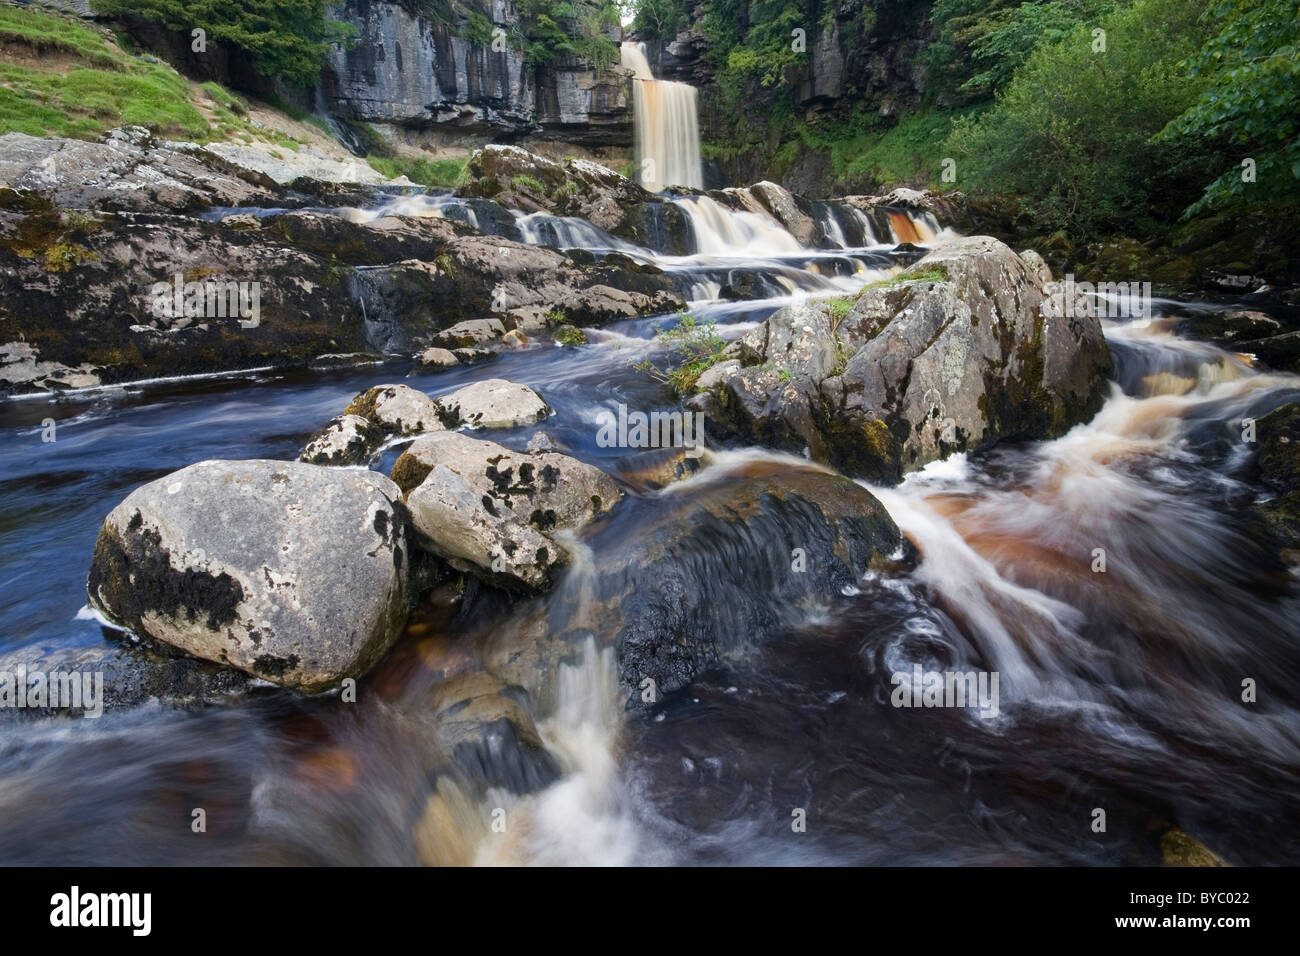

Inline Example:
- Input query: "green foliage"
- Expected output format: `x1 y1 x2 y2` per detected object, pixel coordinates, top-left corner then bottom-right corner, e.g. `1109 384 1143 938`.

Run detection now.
636 311 727 394
628 0 688 40
823 297 854 321
200 80 245 114
925 0 1119 102
946 0 1214 238
1157 0 1300 214
506 0 621 68
553 324 589 346
90 0 358 87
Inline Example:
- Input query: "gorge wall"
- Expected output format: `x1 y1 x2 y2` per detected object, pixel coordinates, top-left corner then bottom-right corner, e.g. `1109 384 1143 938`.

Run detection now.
322 0 633 149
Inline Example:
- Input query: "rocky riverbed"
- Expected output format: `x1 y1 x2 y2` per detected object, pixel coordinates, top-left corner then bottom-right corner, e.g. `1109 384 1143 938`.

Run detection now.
2 133 1299 866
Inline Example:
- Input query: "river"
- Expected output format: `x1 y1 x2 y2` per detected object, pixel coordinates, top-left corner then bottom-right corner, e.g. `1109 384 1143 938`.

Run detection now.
1 193 1298 866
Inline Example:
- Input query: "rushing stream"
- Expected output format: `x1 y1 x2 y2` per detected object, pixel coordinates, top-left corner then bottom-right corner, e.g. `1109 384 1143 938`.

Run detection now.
1 194 1298 866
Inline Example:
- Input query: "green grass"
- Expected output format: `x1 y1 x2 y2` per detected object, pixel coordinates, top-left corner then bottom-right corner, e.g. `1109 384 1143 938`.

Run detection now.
0 7 208 140
860 266 949 291
0 6 121 66
510 174 546 194
367 156 467 188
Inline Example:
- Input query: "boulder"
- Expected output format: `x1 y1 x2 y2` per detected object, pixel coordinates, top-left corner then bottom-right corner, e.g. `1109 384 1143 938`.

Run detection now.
345 383 444 437
747 181 818 246
535 463 905 709
434 378 551 430
397 431 621 588
298 413 384 466
458 145 650 232
432 318 506 349
415 347 459 369
690 236 1112 482
1251 402 1300 558
86 460 411 691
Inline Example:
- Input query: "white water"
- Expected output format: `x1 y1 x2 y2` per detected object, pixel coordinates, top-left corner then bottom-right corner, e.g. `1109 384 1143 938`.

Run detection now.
672 194 804 256
621 42 703 192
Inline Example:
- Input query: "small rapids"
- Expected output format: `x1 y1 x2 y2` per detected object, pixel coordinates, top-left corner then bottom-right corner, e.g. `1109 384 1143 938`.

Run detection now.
1 190 1298 865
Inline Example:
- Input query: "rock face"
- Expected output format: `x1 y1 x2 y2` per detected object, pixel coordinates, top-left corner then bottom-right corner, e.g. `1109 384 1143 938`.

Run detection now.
86 460 411 691
690 236 1112 482
0 136 681 396
397 431 622 588
1251 402 1300 558
323 0 631 146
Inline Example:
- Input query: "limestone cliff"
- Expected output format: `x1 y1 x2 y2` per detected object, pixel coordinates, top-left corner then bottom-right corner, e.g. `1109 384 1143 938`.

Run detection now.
322 0 633 147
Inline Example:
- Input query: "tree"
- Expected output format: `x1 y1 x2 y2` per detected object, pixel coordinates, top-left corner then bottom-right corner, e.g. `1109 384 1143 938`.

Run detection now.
1158 0 1300 214
92 0 356 87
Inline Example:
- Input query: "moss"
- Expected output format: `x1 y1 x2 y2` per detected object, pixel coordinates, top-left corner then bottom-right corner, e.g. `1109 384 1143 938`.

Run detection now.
390 452 434 496
817 413 903 484
86 516 245 636
343 386 383 422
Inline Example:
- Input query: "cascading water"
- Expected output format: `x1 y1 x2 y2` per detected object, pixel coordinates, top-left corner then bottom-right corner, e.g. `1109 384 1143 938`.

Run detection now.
620 42 703 192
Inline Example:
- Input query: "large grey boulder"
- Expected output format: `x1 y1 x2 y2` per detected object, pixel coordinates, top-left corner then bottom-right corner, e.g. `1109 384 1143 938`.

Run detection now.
691 236 1112 482
396 431 621 588
86 460 411 691
434 378 551 430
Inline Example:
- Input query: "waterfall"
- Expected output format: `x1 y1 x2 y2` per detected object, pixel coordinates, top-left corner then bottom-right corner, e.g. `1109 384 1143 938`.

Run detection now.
621 42 703 192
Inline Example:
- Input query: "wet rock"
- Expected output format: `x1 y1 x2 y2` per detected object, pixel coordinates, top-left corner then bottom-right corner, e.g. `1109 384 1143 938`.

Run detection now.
345 383 444 437
434 378 551 430
501 329 529 348
86 460 411 691
1250 402 1300 556
397 430 621 588
0 640 251 719
426 669 560 794
748 181 818 246
299 413 384 466
1176 310 1299 373
575 464 904 709
451 347 495 365
691 237 1112 483
614 447 703 492
0 341 100 394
